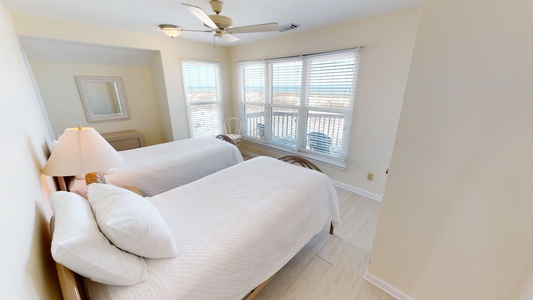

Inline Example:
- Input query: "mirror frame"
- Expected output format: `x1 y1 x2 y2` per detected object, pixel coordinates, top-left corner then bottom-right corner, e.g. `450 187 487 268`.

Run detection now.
75 75 130 123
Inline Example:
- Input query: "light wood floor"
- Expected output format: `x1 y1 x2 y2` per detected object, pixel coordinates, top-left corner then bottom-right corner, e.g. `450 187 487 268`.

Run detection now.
254 187 394 300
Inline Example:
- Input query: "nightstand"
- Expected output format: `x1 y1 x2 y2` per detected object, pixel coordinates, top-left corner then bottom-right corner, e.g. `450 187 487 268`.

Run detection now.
101 130 145 151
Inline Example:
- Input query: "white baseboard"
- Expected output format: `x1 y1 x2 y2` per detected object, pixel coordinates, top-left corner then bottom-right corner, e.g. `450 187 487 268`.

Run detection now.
240 150 382 201
364 271 414 300
331 180 383 201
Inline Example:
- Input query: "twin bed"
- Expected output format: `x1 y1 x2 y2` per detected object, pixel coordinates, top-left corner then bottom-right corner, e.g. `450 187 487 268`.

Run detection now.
69 136 244 197
51 137 340 299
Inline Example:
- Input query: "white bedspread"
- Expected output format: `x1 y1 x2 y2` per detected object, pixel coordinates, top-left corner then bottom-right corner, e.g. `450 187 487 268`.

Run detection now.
103 137 243 197
85 156 340 300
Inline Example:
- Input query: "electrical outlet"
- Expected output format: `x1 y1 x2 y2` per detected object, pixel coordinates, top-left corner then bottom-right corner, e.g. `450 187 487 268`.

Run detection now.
367 172 374 181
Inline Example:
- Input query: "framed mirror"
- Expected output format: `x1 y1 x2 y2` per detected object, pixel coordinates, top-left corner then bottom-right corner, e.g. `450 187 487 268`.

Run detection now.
76 76 130 123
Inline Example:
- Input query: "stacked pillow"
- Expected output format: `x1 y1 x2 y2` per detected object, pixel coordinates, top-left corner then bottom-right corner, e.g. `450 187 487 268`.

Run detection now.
50 184 178 286
87 183 179 259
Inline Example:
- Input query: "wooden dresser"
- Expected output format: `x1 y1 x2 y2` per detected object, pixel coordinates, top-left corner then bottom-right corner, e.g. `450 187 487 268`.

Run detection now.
102 130 145 151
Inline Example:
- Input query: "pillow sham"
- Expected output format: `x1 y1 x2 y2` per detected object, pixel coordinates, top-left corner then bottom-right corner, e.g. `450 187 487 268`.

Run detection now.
50 191 148 286
88 183 178 259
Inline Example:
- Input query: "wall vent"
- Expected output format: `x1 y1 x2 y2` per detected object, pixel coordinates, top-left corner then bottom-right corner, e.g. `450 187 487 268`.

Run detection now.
279 23 299 32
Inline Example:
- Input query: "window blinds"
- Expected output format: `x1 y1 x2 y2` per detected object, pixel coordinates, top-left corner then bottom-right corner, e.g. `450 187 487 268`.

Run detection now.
304 51 359 159
181 60 223 138
239 48 360 163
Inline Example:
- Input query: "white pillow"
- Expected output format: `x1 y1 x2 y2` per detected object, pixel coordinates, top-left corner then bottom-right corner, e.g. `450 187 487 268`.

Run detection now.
50 191 148 286
88 183 179 259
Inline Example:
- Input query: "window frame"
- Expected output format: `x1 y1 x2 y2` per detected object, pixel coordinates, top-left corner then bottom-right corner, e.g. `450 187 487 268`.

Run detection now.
181 60 224 138
238 48 361 169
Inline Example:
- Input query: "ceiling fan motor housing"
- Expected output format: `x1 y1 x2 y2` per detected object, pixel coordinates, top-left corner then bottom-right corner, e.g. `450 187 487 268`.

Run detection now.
208 14 232 29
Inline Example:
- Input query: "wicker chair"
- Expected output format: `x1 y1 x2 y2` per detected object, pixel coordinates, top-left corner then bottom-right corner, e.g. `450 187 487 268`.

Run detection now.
224 117 242 145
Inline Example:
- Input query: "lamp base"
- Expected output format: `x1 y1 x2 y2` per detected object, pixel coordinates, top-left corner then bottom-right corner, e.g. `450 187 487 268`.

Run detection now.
85 172 106 185
57 176 68 191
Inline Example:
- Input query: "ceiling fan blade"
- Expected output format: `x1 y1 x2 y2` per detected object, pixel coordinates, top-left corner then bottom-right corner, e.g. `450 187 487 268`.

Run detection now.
226 22 279 34
222 33 240 43
181 29 213 33
181 3 219 30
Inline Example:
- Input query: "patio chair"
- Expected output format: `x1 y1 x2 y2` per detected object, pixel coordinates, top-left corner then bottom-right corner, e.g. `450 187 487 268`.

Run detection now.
256 123 265 139
307 132 331 154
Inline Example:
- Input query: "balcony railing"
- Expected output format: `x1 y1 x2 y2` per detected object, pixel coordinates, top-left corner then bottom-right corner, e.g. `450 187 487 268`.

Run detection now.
244 111 345 155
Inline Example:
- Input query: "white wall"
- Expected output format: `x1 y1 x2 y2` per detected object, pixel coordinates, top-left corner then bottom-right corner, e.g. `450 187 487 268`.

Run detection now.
29 60 164 145
10 12 232 143
229 8 420 195
10 9 420 196
368 0 533 299
0 1 60 298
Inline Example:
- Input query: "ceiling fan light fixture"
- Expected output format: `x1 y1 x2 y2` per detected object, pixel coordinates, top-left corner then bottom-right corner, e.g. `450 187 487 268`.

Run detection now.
159 24 183 38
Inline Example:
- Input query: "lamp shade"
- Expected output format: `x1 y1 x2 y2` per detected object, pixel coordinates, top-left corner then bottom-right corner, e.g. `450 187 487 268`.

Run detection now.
42 127 124 176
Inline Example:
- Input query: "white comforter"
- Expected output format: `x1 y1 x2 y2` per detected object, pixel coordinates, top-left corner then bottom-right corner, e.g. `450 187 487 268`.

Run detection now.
85 156 340 300
104 137 243 197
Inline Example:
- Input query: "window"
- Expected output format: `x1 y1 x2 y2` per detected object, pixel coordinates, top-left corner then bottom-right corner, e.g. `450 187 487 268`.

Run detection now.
181 60 223 137
239 49 360 167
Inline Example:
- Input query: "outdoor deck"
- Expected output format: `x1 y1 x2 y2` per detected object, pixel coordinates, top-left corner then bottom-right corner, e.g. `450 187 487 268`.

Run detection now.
244 111 345 155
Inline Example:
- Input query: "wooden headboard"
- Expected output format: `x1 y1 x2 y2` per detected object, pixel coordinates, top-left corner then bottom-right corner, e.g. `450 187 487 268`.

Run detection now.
50 216 86 300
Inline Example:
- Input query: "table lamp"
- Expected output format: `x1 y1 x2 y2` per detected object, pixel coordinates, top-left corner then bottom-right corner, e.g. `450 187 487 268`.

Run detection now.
42 126 124 190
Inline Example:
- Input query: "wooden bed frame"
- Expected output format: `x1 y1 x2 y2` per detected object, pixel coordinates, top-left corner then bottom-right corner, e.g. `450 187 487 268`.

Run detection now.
216 134 237 145
50 155 333 300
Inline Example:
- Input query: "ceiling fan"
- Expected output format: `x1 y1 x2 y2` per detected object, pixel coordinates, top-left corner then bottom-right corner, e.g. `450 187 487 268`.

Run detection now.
180 0 280 43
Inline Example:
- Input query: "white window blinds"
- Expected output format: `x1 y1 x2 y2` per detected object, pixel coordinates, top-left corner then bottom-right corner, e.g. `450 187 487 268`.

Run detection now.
239 48 360 166
181 60 223 137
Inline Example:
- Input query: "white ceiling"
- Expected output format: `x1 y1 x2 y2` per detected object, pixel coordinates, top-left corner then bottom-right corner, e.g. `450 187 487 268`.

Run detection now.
4 0 421 46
